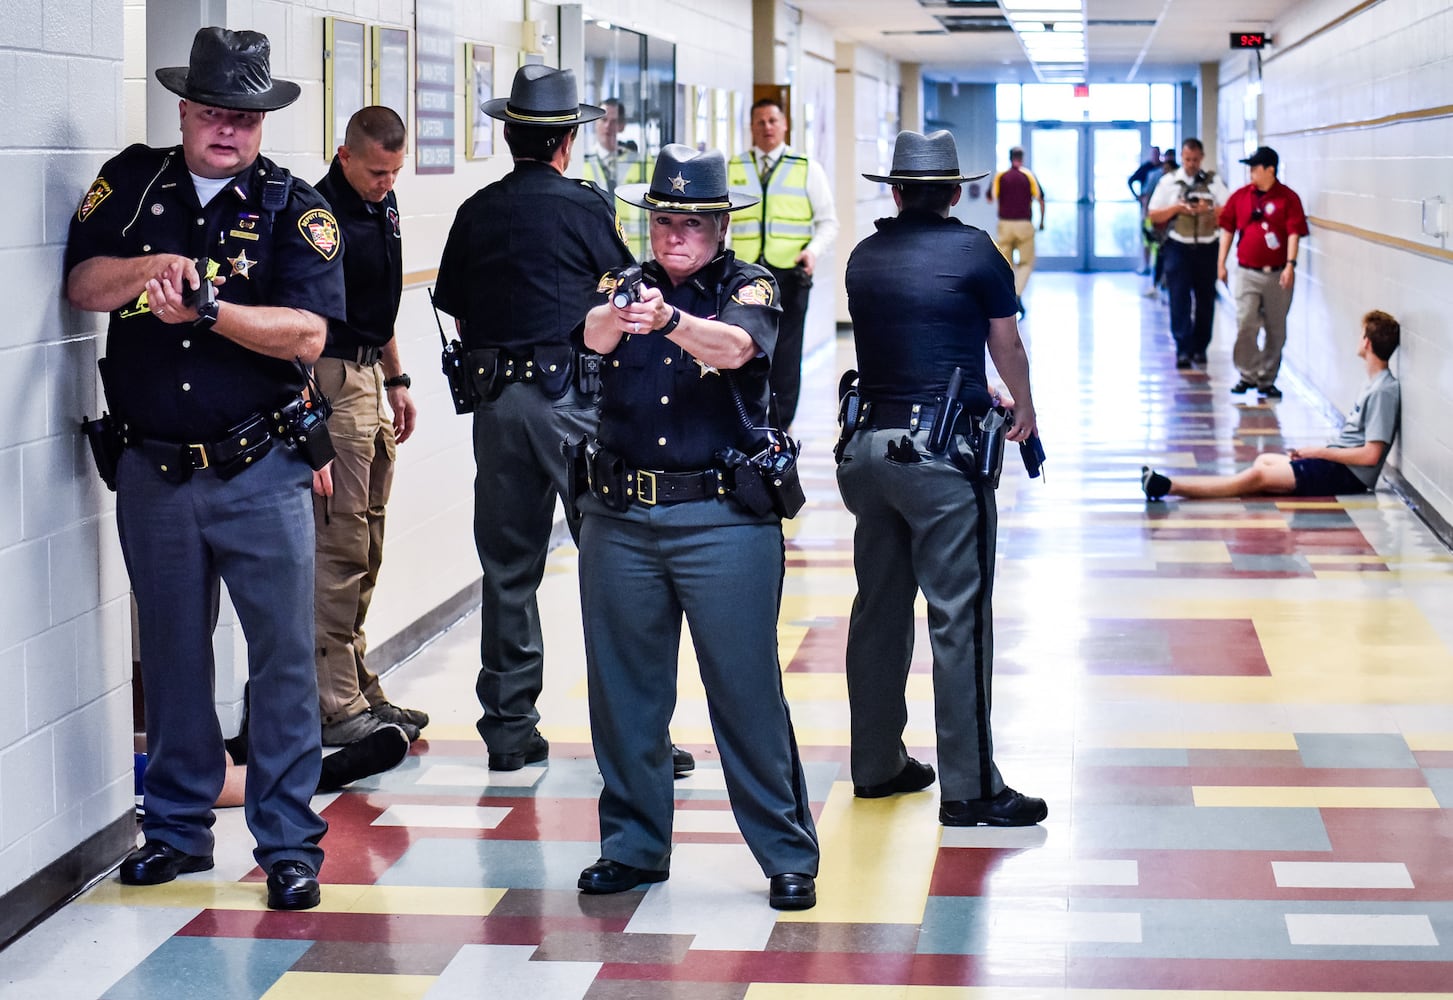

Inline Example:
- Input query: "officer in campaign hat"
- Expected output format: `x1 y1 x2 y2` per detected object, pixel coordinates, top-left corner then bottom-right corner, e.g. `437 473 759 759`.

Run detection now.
573 144 820 910
66 26 345 910
837 130 1047 830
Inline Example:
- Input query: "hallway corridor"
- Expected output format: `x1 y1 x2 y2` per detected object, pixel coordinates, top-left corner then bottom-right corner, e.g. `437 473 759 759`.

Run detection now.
4 273 1452 997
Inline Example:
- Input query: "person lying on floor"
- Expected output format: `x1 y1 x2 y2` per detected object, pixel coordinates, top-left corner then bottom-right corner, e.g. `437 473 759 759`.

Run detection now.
1142 310 1399 501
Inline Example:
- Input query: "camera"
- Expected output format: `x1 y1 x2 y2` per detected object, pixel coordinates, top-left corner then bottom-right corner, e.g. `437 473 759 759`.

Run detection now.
610 264 645 309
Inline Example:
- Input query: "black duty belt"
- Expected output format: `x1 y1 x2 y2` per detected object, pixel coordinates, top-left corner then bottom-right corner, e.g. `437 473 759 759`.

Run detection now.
859 400 938 432
627 467 727 507
321 344 383 366
130 411 276 482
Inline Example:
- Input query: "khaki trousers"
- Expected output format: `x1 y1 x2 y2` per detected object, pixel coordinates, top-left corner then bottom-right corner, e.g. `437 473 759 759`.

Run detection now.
312 356 396 725
1233 266 1294 387
996 219 1037 295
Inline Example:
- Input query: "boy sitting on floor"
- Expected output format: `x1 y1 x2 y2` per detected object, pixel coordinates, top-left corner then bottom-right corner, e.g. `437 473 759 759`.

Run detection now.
1142 310 1400 500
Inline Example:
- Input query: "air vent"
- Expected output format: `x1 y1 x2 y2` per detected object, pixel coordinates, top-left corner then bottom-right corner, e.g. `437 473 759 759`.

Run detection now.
1086 20 1159 27
916 0 1001 7
936 15 1014 32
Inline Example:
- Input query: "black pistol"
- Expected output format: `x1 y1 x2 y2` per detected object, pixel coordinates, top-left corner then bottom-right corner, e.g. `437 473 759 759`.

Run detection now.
926 366 964 455
1020 433 1046 479
610 264 645 309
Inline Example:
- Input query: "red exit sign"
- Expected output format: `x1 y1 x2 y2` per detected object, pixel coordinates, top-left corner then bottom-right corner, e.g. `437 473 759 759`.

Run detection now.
1230 31 1269 49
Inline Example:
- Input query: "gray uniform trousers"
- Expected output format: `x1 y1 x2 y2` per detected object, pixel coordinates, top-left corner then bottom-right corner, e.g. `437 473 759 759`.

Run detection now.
116 446 327 871
1232 265 1294 387
471 381 597 754
578 505 820 877
836 427 1005 803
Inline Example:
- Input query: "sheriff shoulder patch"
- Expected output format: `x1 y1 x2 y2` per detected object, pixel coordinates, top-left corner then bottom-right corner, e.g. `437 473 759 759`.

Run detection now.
732 277 774 307
77 178 112 223
596 272 618 294
298 209 341 260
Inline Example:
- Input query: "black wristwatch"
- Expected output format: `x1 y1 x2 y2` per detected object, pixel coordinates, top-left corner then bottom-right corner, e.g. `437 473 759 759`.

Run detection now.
383 373 412 389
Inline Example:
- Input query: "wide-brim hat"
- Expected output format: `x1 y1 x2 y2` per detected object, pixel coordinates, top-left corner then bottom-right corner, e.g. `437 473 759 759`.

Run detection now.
616 144 759 213
483 65 603 126
863 129 988 185
156 27 300 112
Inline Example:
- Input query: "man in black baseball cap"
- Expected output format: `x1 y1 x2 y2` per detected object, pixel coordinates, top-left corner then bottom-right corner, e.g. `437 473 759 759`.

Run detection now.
66 26 345 910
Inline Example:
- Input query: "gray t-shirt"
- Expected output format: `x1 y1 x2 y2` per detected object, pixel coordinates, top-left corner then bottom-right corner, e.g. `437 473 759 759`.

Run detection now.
1329 368 1399 487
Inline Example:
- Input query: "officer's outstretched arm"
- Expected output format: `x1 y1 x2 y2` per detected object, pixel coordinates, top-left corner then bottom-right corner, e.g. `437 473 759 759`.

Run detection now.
145 269 326 362
67 254 198 313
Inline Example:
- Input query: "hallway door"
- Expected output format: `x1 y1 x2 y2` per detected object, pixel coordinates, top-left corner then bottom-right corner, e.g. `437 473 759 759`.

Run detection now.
1027 122 1147 271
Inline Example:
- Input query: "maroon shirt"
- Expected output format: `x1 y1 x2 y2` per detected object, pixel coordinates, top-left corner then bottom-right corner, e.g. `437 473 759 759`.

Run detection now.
1217 180 1308 269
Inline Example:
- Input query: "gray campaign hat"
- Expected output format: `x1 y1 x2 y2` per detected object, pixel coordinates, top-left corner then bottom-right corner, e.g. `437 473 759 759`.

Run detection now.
482 64 604 126
863 129 989 185
616 144 759 213
155 27 300 112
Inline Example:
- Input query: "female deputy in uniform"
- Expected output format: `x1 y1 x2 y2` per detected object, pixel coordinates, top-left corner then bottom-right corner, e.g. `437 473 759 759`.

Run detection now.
574 144 820 910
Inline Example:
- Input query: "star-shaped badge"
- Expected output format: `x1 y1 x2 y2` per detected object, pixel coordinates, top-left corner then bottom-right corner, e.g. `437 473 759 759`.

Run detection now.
694 358 719 378
228 249 254 279
668 172 690 193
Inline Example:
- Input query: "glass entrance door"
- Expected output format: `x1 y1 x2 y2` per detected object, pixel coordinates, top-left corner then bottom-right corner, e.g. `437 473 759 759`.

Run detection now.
1027 122 1148 270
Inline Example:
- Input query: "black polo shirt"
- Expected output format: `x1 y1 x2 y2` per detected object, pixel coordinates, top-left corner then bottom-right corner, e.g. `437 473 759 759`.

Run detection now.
315 155 402 350
433 160 631 351
845 210 1017 411
65 144 346 440
596 252 780 471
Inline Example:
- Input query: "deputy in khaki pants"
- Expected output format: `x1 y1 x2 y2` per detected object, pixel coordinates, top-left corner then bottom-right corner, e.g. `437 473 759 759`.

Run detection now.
311 107 429 750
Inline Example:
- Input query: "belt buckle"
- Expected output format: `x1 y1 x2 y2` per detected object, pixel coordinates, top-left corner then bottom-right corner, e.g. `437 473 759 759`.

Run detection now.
188 443 209 470
636 469 657 506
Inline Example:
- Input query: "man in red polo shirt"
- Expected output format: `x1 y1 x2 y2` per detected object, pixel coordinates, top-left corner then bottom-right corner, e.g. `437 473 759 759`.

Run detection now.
1217 146 1308 399
986 146 1044 317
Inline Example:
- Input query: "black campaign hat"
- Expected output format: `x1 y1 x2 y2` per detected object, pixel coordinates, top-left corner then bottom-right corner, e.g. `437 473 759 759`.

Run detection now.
1240 146 1280 168
155 27 300 112
616 144 759 213
863 130 988 185
483 65 603 126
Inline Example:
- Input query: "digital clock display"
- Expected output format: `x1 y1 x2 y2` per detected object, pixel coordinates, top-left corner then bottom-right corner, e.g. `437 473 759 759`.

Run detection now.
1231 32 1269 49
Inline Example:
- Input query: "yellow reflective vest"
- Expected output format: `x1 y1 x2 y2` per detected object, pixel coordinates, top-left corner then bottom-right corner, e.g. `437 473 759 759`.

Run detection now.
727 151 813 268
582 150 651 260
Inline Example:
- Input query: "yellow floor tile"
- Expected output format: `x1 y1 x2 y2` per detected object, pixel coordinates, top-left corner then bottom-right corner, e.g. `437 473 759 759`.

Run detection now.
262 972 436 1000
1192 786 1441 808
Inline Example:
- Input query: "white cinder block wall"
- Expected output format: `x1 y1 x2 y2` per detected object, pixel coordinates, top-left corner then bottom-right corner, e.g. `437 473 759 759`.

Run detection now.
1222 0 1453 523
0 0 762 926
0 0 137 900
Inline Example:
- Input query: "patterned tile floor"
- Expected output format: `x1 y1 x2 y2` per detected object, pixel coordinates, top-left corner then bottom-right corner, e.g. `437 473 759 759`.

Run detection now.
6 272 1453 998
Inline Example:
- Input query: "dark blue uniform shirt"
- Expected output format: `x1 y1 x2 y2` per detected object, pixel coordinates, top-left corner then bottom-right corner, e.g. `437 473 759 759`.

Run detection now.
65 144 346 440
597 252 780 472
433 160 631 351
844 209 1018 411
315 156 401 350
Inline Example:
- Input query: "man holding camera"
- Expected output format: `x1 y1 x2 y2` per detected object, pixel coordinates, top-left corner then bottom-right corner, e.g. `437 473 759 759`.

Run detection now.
836 130 1045 830
1217 146 1308 400
574 145 820 910
433 66 632 772
65 28 343 909
310 106 430 751
1147 138 1229 368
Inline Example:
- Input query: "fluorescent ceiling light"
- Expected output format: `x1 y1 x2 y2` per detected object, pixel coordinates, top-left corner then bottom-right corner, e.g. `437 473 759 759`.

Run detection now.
1008 10 1084 21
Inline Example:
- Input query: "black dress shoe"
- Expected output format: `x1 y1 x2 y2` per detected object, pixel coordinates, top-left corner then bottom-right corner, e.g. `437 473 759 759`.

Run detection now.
119 840 214 885
940 787 1048 827
488 729 549 771
1191 352 1207 365
769 873 816 910
672 744 695 778
1230 379 1255 394
266 860 321 910
578 858 669 895
1175 355 1192 370
1259 384 1282 399
854 757 936 798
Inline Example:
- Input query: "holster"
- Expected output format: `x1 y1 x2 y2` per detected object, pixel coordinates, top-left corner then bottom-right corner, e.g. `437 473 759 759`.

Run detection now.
80 412 125 491
972 408 1010 488
833 369 860 465
441 339 480 414
561 435 590 514
585 441 631 512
